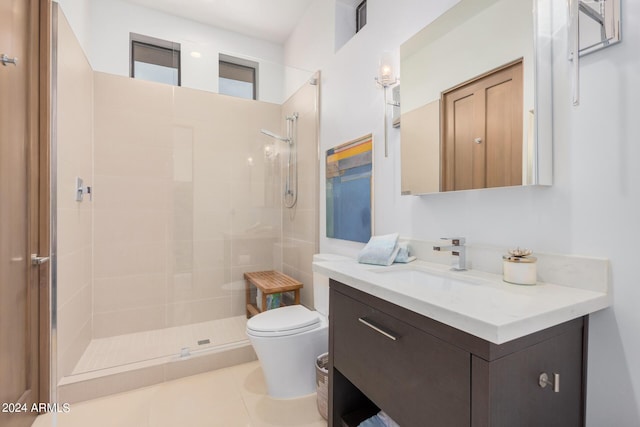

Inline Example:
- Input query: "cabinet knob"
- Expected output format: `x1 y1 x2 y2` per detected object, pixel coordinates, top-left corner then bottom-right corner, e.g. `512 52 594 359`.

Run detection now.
539 372 560 393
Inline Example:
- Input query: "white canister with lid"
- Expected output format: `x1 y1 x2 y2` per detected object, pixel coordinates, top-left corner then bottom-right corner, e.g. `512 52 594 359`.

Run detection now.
503 250 537 285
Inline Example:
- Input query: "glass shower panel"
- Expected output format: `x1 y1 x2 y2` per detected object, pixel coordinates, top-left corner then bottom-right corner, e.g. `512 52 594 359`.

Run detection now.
279 73 320 307
167 85 278 358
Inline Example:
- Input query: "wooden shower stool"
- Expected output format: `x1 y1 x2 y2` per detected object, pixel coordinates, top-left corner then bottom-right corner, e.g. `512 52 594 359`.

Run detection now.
244 270 303 318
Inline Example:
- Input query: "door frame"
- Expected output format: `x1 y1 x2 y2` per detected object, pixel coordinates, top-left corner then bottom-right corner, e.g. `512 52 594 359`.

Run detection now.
36 0 52 404
1 0 51 419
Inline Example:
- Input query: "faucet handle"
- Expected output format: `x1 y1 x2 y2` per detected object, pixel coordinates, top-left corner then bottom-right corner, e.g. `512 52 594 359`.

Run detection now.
441 237 466 245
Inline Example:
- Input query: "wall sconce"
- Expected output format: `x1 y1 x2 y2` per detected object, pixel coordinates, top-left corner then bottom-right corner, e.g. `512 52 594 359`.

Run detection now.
375 52 400 157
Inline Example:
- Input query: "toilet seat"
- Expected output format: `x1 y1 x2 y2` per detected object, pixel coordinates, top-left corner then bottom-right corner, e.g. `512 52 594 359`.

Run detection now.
246 305 322 338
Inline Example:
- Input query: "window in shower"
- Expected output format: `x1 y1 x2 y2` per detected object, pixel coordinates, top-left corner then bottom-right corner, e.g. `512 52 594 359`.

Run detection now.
130 33 181 86
356 0 367 32
218 54 258 100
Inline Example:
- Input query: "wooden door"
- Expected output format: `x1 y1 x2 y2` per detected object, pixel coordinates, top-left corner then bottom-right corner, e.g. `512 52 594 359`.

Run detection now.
442 60 523 191
0 1 48 426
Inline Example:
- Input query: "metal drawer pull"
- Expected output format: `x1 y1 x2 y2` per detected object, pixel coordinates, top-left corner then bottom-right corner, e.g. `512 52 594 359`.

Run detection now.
358 317 398 341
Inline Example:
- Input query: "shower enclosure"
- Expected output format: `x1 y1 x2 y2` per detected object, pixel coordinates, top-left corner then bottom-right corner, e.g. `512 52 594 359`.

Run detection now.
53 6 319 401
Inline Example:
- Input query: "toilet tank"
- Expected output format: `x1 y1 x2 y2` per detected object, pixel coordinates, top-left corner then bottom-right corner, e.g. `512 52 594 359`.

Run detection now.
312 253 350 316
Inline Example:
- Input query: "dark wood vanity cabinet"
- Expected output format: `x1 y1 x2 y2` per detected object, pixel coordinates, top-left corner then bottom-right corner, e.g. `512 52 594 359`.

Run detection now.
328 280 588 427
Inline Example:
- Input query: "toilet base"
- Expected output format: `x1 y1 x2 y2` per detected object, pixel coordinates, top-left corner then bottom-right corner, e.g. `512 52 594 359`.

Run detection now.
247 321 328 399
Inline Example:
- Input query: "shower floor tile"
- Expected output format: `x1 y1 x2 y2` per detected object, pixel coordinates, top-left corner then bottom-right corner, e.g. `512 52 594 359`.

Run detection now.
73 315 248 374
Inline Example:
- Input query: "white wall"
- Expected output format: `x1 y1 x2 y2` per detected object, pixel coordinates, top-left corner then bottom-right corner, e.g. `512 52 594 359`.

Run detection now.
285 0 462 253
558 12 640 424
286 0 640 424
56 0 92 54
284 0 335 77
58 0 300 104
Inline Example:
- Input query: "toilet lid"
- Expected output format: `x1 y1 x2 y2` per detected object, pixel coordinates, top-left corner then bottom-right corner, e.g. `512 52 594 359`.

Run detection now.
247 305 320 336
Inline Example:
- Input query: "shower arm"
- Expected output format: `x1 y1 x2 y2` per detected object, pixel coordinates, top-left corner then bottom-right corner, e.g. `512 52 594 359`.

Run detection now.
260 129 290 143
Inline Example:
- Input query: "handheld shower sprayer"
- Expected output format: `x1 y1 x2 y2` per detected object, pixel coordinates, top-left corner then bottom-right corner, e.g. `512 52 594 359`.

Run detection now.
260 113 299 208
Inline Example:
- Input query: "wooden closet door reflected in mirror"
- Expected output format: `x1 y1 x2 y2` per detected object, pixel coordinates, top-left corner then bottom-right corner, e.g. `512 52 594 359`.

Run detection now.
441 59 523 191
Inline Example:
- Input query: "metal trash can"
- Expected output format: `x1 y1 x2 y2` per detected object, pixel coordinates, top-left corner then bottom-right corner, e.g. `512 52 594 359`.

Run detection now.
315 352 329 420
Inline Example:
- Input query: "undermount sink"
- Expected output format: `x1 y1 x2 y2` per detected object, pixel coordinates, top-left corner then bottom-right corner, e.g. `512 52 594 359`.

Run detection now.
370 266 487 293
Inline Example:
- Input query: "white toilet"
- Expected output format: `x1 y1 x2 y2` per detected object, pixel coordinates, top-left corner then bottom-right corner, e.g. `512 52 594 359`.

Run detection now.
246 254 345 399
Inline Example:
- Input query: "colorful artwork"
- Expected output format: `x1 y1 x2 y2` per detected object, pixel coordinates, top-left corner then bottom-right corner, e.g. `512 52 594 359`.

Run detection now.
326 135 373 243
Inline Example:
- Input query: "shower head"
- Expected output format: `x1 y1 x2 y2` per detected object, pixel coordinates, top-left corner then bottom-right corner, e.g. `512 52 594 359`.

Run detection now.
260 129 291 143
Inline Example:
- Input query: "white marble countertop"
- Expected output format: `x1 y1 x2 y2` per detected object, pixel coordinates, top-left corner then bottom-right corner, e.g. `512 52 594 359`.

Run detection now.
313 258 611 344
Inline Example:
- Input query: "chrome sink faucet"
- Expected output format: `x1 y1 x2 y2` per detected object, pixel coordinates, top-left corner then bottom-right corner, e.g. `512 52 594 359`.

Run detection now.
433 237 467 271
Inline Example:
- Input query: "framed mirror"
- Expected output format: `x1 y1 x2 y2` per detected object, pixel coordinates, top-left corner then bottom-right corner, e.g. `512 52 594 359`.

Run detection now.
399 0 552 195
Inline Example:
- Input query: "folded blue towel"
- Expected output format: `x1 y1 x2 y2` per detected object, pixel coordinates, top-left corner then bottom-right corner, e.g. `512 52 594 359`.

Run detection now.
358 233 400 266
378 411 400 427
358 415 387 427
358 411 400 427
394 241 416 264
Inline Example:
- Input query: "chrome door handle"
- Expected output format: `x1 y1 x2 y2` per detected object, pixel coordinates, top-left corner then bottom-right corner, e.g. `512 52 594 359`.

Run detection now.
1 54 18 66
31 254 50 266
358 317 398 341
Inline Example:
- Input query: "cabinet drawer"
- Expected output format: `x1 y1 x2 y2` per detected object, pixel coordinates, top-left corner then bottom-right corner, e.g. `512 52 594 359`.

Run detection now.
331 288 470 426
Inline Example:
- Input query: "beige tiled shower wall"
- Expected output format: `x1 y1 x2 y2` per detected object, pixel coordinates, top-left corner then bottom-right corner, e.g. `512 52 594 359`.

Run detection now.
280 78 320 308
92 75 282 338
56 11 94 380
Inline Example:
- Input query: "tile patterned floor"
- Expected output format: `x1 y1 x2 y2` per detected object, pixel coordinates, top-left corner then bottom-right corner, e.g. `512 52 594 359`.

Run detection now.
73 316 248 374
34 361 327 427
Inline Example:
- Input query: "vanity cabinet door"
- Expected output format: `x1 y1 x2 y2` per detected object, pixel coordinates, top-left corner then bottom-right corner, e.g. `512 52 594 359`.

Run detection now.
472 326 585 427
332 289 470 426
